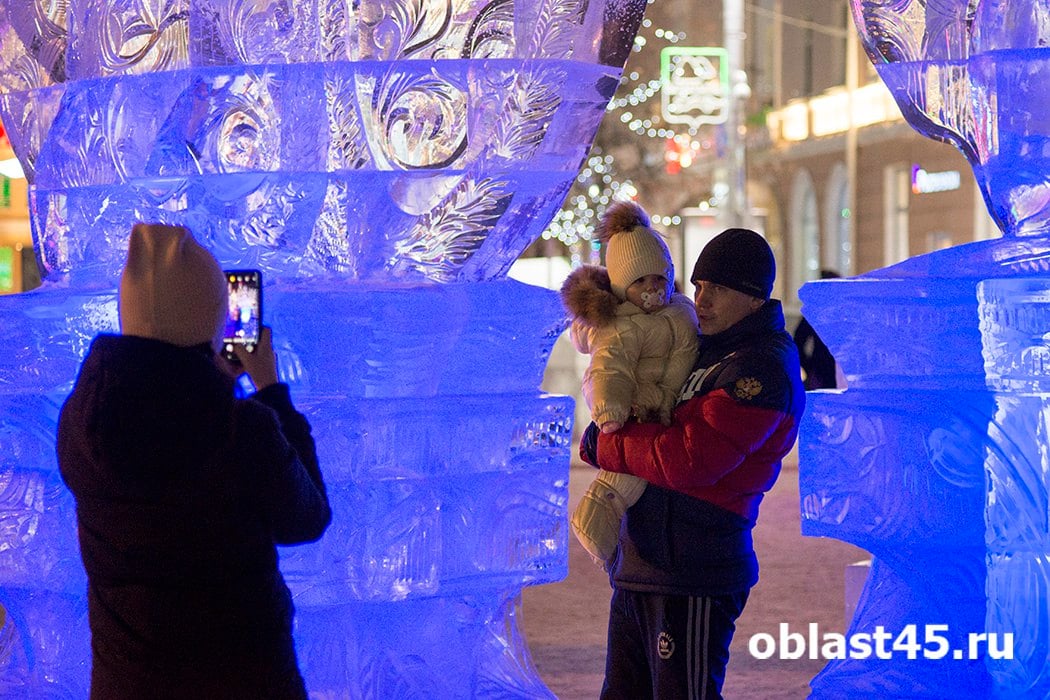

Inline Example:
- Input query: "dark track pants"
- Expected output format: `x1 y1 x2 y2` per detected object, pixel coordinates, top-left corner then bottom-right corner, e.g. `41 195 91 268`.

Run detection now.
600 588 749 700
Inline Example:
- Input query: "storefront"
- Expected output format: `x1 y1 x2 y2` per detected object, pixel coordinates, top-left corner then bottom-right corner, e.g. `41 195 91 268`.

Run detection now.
0 120 34 294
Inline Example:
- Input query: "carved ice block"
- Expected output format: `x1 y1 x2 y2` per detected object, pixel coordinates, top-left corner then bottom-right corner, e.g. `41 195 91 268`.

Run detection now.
800 2 1050 696
0 0 647 695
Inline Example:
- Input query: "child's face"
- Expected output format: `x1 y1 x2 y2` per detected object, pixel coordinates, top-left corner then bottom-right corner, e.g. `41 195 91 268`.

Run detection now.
626 274 669 312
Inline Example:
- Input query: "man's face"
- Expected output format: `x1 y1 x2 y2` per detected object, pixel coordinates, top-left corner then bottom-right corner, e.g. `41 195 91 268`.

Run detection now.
693 280 764 335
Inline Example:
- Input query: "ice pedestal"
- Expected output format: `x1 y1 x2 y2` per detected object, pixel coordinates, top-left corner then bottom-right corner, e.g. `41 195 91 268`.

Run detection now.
799 245 1050 698
0 399 89 698
978 277 1050 695
800 273 992 698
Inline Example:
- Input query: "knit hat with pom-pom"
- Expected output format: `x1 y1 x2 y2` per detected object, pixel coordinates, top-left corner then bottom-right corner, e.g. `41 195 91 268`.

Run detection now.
690 227 775 299
597 200 673 300
119 223 227 350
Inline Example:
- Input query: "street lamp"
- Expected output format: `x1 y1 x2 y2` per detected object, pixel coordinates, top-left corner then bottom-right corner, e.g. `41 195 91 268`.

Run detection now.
723 0 750 229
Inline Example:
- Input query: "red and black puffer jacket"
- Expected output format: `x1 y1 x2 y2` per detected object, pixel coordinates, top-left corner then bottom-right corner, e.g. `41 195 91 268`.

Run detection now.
584 300 805 596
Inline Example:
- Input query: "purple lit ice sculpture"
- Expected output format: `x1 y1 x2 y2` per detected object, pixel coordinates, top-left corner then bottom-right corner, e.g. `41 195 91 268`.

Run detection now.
0 1 646 696
801 1 1050 697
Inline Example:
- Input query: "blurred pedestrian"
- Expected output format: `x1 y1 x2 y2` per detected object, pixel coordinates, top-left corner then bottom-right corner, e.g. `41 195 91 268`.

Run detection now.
794 269 841 390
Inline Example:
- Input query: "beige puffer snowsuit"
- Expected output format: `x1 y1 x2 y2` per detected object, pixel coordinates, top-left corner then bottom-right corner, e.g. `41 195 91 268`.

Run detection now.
563 265 699 428
561 264 699 566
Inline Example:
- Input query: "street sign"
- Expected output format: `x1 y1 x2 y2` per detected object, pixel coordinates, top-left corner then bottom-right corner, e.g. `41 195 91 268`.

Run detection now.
660 47 729 130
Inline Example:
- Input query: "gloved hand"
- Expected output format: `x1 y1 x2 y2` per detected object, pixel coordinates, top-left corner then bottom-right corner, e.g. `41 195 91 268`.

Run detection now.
579 421 600 466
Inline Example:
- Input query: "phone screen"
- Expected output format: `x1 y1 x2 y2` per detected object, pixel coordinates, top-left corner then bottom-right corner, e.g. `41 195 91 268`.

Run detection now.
223 269 262 360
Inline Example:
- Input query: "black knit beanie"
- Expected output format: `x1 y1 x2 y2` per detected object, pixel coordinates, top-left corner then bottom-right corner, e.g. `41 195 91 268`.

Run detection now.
690 228 775 299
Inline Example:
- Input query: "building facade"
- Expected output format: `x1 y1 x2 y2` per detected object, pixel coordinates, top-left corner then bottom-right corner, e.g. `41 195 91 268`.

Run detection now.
741 0 998 315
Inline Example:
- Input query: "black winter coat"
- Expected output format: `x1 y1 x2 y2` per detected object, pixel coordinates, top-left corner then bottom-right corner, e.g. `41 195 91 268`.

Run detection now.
57 334 331 699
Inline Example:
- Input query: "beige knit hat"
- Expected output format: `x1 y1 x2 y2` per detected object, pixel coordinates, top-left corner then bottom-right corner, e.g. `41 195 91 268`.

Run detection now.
119 223 227 349
597 201 673 300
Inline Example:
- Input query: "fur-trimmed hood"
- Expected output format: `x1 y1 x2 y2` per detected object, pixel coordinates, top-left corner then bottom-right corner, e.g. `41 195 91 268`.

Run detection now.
561 265 620 328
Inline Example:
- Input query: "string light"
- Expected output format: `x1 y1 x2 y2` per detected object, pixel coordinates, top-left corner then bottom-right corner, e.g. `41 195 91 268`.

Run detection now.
542 152 637 254
540 19 695 256
612 26 690 140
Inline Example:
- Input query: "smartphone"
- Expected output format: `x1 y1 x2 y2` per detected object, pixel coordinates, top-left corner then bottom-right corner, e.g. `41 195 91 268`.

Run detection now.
222 269 262 362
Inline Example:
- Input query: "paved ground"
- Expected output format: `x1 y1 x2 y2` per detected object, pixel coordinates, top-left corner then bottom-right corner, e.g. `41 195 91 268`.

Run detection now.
520 452 867 699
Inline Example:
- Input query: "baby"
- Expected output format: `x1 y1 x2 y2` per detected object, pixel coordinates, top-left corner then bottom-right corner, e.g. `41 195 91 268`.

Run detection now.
561 200 698 567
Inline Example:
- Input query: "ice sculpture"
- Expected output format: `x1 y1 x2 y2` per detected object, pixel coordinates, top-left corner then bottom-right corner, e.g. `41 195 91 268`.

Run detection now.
800 1 1050 697
0 1 646 696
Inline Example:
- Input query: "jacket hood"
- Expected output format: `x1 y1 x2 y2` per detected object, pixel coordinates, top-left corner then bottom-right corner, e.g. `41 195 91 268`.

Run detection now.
119 223 227 350
64 334 234 485
561 265 620 328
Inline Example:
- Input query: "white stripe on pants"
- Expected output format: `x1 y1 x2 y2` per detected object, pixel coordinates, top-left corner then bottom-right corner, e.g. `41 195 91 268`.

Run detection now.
687 595 713 700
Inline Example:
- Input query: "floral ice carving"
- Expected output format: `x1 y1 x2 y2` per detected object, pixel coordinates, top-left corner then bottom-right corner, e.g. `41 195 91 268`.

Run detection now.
854 0 1050 238
0 0 641 285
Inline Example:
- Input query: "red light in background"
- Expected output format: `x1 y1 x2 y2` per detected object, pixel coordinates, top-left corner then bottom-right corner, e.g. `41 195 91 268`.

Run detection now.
664 136 682 175
664 134 702 175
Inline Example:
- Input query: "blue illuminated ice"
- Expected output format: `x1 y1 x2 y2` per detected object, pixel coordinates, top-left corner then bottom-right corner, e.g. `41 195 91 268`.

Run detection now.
800 1 1050 697
0 1 645 696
